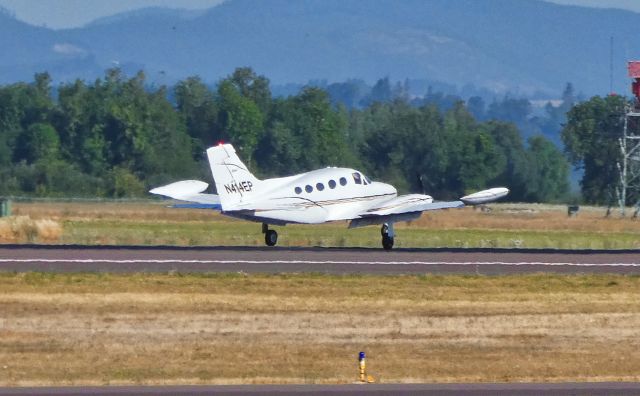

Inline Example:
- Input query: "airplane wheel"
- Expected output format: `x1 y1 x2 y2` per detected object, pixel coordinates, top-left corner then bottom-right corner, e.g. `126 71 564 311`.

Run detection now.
382 235 394 250
381 223 389 237
265 229 278 246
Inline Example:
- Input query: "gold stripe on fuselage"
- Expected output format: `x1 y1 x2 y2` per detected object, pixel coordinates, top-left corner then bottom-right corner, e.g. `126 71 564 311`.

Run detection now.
269 193 396 209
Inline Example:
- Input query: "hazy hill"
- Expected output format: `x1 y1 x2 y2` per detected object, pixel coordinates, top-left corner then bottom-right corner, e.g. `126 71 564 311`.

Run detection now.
1 0 639 96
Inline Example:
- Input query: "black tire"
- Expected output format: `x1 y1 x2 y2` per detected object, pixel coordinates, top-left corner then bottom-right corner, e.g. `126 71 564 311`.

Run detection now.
382 235 394 250
265 229 278 246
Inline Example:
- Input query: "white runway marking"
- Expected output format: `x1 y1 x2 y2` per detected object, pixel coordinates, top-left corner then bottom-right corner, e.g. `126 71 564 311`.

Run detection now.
0 259 639 267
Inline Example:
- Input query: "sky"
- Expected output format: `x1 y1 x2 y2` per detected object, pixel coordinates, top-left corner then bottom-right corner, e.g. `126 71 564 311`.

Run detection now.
0 0 638 29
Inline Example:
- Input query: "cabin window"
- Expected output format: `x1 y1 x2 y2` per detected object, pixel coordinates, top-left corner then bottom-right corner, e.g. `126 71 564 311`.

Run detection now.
339 177 347 186
352 172 362 184
316 182 325 191
328 180 336 189
305 185 313 193
295 187 302 194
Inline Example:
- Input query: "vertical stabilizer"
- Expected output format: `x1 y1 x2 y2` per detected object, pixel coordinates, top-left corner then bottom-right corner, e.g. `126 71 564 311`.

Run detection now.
206 144 261 210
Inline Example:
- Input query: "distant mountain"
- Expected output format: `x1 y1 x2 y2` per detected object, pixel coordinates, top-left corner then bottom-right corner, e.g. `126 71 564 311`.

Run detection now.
1 0 639 96
87 7 206 27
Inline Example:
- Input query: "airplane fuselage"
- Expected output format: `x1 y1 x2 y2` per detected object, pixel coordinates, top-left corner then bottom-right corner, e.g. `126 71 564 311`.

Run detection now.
222 167 398 224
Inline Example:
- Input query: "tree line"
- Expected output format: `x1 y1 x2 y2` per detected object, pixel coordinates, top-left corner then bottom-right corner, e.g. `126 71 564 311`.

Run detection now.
0 67 571 202
311 78 577 148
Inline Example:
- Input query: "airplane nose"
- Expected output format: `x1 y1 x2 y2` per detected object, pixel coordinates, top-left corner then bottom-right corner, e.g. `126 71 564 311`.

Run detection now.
373 181 397 195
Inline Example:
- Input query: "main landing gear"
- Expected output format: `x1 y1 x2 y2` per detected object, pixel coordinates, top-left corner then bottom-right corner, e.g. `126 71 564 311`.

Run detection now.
262 223 278 246
381 223 394 250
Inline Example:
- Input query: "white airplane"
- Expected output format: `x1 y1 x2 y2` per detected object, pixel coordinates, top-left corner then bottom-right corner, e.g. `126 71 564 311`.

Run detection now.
150 143 509 250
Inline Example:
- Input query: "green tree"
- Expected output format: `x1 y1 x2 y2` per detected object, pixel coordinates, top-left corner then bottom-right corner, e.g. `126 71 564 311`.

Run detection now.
227 67 272 114
53 79 108 175
525 136 570 202
0 85 24 165
0 73 55 165
443 102 504 195
255 115 302 176
562 95 626 204
362 101 449 194
217 79 264 162
289 87 352 170
110 166 146 197
256 87 354 175
484 121 530 201
15 122 60 163
145 87 198 182
174 76 218 156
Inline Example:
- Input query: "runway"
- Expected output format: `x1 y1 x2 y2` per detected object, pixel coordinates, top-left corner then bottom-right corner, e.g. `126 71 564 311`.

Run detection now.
1 382 640 395
0 245 639 274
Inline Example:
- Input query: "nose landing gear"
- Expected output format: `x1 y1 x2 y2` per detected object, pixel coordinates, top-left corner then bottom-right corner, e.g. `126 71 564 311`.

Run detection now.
381 223 394 250
262 223 278 246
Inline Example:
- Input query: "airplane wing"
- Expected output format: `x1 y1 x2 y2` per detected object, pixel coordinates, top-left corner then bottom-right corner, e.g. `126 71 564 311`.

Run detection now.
149 180 221 209
363 194 464 216
349 187 508 228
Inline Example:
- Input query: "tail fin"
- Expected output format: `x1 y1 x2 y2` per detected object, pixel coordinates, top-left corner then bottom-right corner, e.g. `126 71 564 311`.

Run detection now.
206 144 261 210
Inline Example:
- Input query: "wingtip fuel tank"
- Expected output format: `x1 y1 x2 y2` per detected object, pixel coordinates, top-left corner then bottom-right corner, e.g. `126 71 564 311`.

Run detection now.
460 187 509 205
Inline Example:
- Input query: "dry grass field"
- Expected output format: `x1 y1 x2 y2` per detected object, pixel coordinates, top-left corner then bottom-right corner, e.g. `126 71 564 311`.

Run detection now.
3 200 640 248
0 272 639 386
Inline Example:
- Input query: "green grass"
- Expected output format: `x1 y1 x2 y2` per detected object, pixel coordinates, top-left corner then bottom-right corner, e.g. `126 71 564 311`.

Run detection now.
60 219 640 249
2 271 639 294
7 201 640 249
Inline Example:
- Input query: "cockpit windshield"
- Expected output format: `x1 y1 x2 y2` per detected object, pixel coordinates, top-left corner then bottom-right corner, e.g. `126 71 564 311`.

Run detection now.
352 172 362 184
353 172 372 185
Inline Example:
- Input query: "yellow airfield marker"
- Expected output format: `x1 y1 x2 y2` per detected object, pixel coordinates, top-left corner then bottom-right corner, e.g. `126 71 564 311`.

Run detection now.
358 351 375 383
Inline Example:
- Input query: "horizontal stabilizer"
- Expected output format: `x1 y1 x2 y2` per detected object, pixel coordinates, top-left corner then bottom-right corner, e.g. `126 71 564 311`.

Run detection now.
150 180 208 198
460 187 509 205
149 180 221 208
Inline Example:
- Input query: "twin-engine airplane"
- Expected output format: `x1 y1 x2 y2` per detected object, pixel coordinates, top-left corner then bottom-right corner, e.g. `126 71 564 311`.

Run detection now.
150 143 509 249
